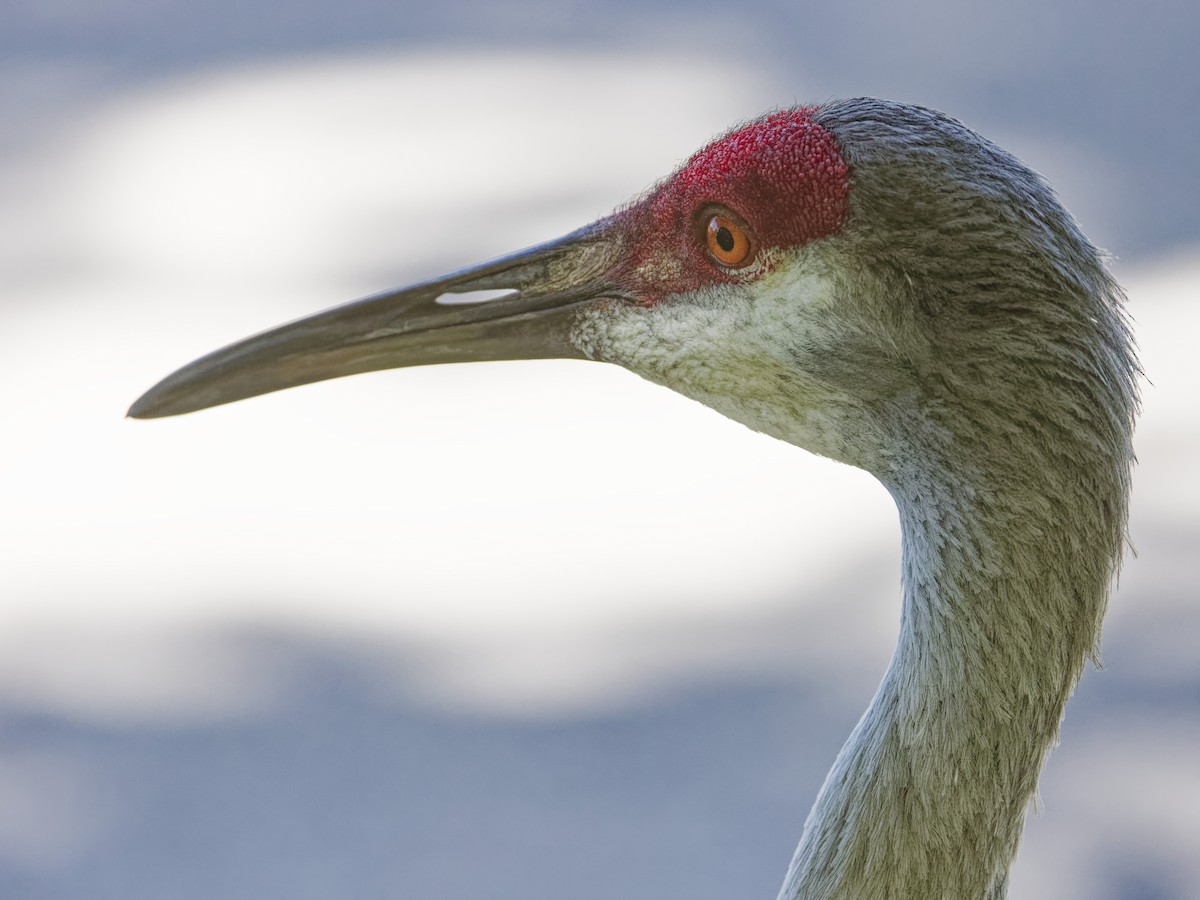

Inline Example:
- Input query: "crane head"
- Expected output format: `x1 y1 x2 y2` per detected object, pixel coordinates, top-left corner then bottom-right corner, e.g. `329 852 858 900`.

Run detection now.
129 100 1135 485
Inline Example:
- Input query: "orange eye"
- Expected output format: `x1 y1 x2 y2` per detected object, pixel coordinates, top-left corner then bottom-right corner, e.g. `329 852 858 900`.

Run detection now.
704 213 754 268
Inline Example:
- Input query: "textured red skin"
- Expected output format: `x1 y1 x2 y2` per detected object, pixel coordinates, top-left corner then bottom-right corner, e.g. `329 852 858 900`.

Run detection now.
614 108 849 304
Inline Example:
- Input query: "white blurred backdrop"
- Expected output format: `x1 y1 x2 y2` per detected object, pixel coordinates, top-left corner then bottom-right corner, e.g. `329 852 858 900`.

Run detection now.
1 7 1198 899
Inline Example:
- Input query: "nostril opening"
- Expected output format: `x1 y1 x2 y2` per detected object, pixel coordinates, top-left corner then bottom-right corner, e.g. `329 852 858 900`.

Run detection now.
435 289 519 306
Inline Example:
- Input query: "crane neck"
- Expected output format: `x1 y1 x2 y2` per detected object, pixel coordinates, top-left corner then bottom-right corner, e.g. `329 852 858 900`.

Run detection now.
776 430 1118 900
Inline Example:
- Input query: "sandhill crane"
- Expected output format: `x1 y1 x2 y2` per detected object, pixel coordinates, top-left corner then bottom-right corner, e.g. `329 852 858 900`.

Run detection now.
129 98 1138 899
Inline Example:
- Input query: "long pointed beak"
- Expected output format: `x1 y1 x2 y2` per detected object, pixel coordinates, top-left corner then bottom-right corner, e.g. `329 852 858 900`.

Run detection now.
128 221 626 418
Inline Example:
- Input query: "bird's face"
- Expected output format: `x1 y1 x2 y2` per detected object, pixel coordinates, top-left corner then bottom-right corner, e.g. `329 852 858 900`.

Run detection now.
601 109 849 305
565 109 899 466
130 108 913 468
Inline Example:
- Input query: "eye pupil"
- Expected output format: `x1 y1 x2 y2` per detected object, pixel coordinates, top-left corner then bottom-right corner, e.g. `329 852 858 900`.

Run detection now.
715 227 735 253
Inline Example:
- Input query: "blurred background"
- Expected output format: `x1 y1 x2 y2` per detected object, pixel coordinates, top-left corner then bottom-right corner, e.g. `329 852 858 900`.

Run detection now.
1 2 1198 898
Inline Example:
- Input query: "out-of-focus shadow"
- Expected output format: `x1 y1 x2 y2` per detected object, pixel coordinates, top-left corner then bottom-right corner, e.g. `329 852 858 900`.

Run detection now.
0 629 846 900
0 592 1197 900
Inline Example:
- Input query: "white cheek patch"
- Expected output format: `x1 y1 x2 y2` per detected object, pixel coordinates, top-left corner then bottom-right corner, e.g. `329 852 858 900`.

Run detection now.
572 250 837 375
571 251 874 465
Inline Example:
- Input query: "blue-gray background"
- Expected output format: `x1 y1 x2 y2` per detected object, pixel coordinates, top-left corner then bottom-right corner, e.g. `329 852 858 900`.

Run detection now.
7 0 1199 260
1 3 1197 899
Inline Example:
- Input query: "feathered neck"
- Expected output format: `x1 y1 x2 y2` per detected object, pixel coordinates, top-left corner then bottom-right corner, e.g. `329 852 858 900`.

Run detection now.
778 433 1122 898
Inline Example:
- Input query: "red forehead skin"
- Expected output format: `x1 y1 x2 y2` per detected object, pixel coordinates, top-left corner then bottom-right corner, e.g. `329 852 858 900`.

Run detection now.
614 108 849 304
